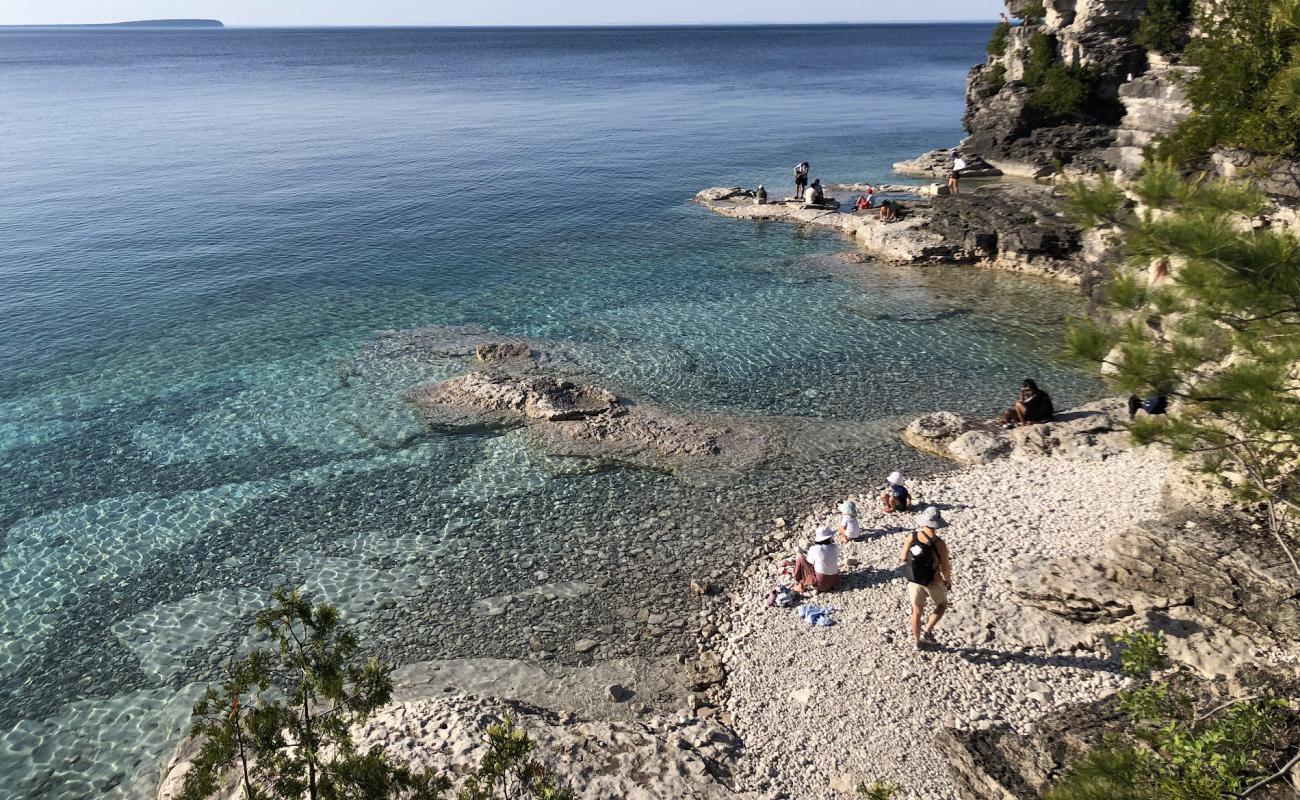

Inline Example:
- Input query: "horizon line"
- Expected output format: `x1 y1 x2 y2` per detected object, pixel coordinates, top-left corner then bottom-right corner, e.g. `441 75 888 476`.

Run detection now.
0 19 996 29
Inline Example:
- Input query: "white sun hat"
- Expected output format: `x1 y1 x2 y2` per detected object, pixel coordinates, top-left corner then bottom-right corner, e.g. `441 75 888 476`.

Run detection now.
887 471 904 485
813 525 835 543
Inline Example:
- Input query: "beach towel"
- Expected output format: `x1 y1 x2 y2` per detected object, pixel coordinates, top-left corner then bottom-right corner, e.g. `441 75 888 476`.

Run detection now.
797 604 835 626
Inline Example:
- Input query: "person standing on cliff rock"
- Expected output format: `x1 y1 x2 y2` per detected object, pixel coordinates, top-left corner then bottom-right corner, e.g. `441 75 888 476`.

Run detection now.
900 506 952 651
794 161 810 200
948 154 967 195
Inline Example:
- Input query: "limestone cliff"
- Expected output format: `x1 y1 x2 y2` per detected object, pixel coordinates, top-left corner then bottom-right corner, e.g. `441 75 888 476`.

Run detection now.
959 0 1193 176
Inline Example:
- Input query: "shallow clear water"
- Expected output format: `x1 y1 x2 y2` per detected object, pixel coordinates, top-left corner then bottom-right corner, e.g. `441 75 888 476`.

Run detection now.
0 24 1099 798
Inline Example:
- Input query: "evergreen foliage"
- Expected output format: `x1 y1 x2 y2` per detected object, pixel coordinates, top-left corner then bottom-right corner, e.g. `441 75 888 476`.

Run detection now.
179 588 572 800
987 21 1011 57
982 63 1008 97
1161 0 1300 161
1065 163 1300 578
1135 0 1193 53
457 720 575 800
1018 0 1047 22
1020 31 1115 126
1046 633 1293 800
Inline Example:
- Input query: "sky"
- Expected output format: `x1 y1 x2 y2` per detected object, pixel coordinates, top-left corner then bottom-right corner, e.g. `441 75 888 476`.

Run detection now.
0 1 1005 26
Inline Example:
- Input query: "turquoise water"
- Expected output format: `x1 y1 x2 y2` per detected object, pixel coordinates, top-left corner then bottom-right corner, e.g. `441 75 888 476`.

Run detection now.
0 24 1099 798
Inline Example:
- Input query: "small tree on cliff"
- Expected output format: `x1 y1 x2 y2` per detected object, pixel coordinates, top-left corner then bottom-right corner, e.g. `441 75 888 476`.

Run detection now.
179 588 448 800
1065 161 1300 577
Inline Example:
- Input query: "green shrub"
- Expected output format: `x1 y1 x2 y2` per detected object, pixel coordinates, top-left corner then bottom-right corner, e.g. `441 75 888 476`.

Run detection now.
179 588 574 800
1104 273 1149 310
987 21 1011 57
1019 0 1047 22
1116 630 1168 677
857 781 899 800
982 63 1008 97
1136 0 1193 52
1159 0 1300 161
1048 630 1292 800
1019 30 1118 125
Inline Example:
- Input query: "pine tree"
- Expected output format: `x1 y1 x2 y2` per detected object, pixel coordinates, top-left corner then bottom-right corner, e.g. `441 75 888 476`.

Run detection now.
179 588 448 800
1064 161 1300 578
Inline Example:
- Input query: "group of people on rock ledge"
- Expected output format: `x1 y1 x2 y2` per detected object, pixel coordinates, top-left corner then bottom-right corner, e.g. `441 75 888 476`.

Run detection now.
782 376 1171 651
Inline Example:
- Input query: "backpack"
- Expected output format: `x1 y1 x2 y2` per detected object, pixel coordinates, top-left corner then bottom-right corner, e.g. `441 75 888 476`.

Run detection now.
905 533 939 586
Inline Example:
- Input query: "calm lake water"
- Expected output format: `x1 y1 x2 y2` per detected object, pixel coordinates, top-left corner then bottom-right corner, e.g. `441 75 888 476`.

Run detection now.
0 24 1099 798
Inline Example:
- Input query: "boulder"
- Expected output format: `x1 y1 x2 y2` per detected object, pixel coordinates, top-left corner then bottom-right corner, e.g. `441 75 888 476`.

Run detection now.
1106 511 1300 644
1011 554 1171 623
949 430 1013 465
475 341 534 364
901 411 971 459
693 187 754 203
892 148 1003 179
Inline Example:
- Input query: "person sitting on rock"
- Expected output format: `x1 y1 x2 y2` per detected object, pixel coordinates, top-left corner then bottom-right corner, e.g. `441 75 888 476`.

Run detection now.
755 184 768 205
999 378 1054 427
804 179 825 207
793 526 840 593
837 500 864 542
855 186 875 211
878 471 911 513
1127 394 1169 419
901 506 952 651
878 199 899 222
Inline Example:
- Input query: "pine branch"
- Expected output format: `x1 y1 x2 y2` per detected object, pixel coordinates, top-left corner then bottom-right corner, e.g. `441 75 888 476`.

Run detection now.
1237 748 1300 797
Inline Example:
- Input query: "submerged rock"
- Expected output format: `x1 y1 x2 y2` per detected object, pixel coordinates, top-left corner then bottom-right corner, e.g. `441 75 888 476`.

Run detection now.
407 368 771 480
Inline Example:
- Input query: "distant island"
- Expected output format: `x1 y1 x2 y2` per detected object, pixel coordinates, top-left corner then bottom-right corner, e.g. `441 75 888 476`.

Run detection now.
2 19 224 29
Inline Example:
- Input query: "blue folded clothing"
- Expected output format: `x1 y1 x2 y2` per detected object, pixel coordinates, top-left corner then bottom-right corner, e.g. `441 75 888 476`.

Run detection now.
797 604 835 626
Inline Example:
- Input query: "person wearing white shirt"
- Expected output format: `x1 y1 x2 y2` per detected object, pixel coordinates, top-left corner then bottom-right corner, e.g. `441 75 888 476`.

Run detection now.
793 526 840 592
837 499 863 542
949 154 968 195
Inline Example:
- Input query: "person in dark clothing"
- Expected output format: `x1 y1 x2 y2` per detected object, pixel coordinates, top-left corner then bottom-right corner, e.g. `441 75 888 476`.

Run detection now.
794 161 810 200
1128 394 1169 419
999 378 1054 427
900 506 952 651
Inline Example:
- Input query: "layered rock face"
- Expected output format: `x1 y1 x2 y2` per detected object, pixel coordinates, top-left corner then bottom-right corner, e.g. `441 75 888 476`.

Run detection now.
938 667 1300 800
1110 59 1195 173
964 0 1154 173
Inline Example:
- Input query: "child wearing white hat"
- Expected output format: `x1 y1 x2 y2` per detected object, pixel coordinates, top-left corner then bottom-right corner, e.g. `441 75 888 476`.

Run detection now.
878 471 911 514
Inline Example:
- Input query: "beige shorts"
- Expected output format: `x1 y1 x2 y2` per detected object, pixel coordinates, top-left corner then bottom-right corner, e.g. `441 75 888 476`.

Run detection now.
908 581 948 607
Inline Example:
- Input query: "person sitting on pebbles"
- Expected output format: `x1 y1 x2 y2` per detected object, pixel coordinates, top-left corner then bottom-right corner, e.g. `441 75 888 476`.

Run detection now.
900 506 952 651
878 471 911 514
793 525 840 593
837 500 864 542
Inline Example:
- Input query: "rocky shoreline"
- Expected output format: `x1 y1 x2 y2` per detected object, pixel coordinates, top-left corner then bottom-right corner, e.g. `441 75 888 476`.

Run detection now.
692 181 1094 286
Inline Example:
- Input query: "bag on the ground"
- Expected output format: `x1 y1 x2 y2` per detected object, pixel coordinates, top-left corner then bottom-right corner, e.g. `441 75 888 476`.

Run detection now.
767 585 798 608
905 534 938 585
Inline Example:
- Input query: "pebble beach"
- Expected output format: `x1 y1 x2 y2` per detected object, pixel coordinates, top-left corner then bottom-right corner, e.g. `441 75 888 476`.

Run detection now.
714 447 1169 799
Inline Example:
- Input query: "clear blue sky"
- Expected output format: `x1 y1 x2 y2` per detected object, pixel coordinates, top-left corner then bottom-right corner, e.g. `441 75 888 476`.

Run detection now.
2 1 1004 26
